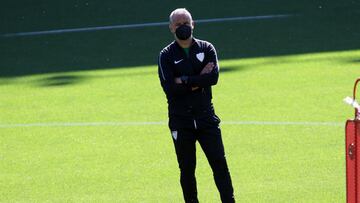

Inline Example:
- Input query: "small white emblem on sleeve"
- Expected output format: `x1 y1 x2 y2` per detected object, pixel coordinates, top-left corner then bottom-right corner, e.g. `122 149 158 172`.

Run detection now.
171 131 178 140
196 52 204 62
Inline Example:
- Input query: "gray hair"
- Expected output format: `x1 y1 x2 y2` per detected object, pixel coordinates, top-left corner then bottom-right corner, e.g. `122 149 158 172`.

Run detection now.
169 8 193 24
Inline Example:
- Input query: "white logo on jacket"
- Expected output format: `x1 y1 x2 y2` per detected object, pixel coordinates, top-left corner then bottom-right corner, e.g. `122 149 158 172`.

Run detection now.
196 52 204 62
171 131 178 140
174 59 183 64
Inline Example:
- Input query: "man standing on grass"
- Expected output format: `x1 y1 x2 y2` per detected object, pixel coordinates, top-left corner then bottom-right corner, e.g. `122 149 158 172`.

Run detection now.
157 8 235 203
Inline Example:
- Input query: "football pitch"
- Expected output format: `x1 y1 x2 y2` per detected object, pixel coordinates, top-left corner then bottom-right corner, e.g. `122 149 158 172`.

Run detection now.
1 1 360 202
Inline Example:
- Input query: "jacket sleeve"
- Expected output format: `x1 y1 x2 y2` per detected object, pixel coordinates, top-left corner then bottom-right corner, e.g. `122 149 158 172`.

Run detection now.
158 51 191 97
187 43 219 87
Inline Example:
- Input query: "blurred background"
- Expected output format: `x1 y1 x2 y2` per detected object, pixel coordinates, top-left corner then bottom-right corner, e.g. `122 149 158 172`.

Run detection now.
1 0 359 77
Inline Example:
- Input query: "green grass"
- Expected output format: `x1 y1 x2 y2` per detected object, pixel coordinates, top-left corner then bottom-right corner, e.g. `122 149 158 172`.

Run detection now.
1 50 358 202
1 0 360 202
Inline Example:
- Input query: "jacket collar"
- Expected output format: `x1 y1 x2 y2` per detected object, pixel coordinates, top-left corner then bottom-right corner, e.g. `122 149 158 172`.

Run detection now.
174 37 199 49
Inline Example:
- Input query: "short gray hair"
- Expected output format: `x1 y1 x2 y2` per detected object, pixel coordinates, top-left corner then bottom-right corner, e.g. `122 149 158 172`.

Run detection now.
169 8 193 24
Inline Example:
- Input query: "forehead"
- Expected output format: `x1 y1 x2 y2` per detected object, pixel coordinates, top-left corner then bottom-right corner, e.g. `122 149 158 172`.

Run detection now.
171 13 192 24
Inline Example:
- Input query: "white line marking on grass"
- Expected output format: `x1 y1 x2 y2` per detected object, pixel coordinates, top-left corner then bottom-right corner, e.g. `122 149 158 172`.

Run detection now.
0 121 166 128
223 121 343 126
0 121 342 128
1 14 292 37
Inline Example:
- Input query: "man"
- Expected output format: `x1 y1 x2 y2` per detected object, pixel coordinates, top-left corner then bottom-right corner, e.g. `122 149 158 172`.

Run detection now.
158 8 235 203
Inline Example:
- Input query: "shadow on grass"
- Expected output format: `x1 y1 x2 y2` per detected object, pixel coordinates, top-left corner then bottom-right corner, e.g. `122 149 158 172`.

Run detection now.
36 75 85 86
347 59 360 64
30 65 244 87
31 51 360 87
0 3 359 82
220 65 250 74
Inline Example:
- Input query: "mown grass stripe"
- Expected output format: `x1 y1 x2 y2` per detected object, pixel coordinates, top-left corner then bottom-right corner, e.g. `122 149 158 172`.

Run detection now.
0 120 342 128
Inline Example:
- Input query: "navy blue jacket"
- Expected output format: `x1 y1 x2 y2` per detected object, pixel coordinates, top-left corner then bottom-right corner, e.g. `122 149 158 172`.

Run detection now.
158 38 220 130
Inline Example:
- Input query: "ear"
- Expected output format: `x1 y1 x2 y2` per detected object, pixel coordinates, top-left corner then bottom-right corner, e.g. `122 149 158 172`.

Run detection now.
169 23 175 33
191 21 195 29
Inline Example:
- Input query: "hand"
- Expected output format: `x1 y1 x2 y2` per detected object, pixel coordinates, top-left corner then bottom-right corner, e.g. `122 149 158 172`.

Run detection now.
174 77 182 84
200 62 215 75
175 77 198 91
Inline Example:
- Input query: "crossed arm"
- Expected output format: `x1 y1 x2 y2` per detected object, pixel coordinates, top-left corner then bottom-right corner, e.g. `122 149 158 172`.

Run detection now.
174 62 215 91
158 44 219 97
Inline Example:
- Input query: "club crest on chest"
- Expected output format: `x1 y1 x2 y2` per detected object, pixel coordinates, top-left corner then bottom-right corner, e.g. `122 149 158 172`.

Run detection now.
196 52 204 62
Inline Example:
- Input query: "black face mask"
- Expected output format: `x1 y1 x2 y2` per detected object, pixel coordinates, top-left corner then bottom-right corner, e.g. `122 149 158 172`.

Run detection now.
175 24 192 40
